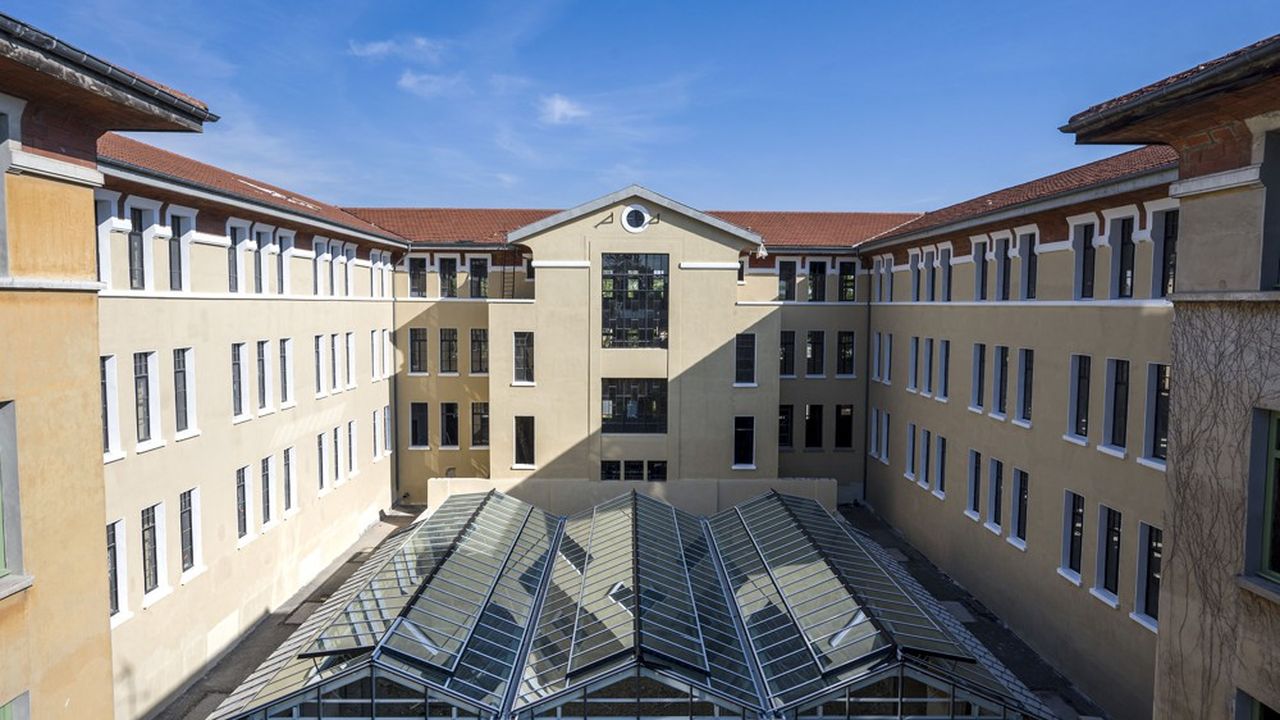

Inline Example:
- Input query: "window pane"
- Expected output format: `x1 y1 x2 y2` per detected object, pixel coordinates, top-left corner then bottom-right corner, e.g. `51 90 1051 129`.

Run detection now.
601 379 667 434
601 254 669 348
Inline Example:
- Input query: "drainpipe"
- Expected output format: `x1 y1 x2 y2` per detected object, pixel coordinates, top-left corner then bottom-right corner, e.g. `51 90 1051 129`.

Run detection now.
860 258 872 505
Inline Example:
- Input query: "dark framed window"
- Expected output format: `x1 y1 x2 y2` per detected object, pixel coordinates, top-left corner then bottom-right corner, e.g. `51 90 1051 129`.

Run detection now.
313 336 322 394
329 334 338 390
941 248 953 301
1142 525 1163 619
936 436 947 493
808 260 826 301
441 403 459 447
410 402 429 447
998 237 1012 300
514 416 535 466
778 405 794 449
134 352 151 442
469 258 488 298
316 434 325 489
995 346 1009 415
279 339 291 404
1260 412 1280 583
174 349 189 433
1021 233 1038 299
968 450 982 513
1159 210 1179 298
235 467 248 539
806 331 825 376
257 341 268 409
602 253 669 348
835 405 854 449
733 417 755 466
1014 470 1029 542
1067 492 1085 574
439 257 458 297
624 461 645 481
470 329 488 374
260 457 271 523
737 259 745 283
471 403 489 447
169 215 184 291
128 208 146 290
254 232 267 293
141 504 158 593
940 339 951 398
734 334 756 384
1078 223 1096 299
409 328 428 373
1151 364 1170 461
332 427 340 485
972 343 985 409
837 332 855 376
107 523 119 615
1101 506 1123 595
778 261 796 301
925 251 937 301
383 405 392 452
1074 355 1092 437
283 448 293 512
647 460 667 481
228 227 241 292
975 242 989 301
514 332 535 383
779 331 796 377
439 329 458 374
990 460 1004 527
1116 217 1136 299
101 356 111 451
1018 348 1034 422
805 404 824 449
838 261 856 301
409 258 428 297
1110 360 1130 448
601 461 621 480
601 379 667 434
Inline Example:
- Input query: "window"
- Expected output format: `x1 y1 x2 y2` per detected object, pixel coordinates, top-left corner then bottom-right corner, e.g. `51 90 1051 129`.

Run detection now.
316 434 326 490
173 348 193 434
806 331 824 376
1105 359 1131 450
919 430 931 488
169 214 185 291
1020 232 1038 300
940 247 952 301
470 329 488 374
101 355 121 457
1256 411 1280 584
410 403 430 447
624 461 645 481
996 236 1011 301
231 344 247 418
1075 222 1097 300
332 427 341 485
347 420 356 474
779 405 794 449
1114 216 1136 299
1136 523 1162 624
994 346 1009 416
371 410 380 460
277 233 290 295
514 416 535 467
383 405 392 453
1146 364 1171 463
737 259 745 284
910 253 921 301
279 339 293 405
383 329 392 378
906 423 917 478
872 333 881 381
970 343 986 410
471 403 489 447
514 332 535 383
967 450 982 517
939 340 950 400
141 504 160 594
313 336 323 395
779 331 796 377
838 261 856 301
922 338 934 394
133 352 156 443
1240 692 1280 720
733 416 755 467
469 257 488 298
1157 209 1179 298
974 240 989 301
601 461 621 480
256 340 270 410
128 207 146 290
283 447 294 512
988 459 1004 530
107 521 122 616
260 457 272 525
601 379 667 433
1069 355 1092 440
409 258 427 297
1096 506 1123 599
882 334 893 384
647 461 667 481
439 329 458 374
311 239 325 295
441 403 459 448
807 260 826 301
253 231 266 293
869 408 880 459
1012 470 1029 544
439 257 458 297
329 334 339 391
805 405 824 449
778 260 796 301
602 254 669 348
228 227 243 292
935 436 947 496
345 332 355 387
1016 349 1034 424
734 334 755 385
881 412 890 462
1062 491 1085 578
836 332 855 376
925 250 937 301
908 337 919 391
235 467 249 539
409 328 428 374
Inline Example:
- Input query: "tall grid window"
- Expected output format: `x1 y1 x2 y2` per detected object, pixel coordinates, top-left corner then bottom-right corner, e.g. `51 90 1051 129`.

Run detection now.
1138 523 1163 622
940 248 952 301
347 421 356 473
345 332 355 387
283 447 293 512
1020 232 1038 299
601 379 667 434
409 258 427 297
471 403 489 447
179 489 195 572
469 257 488 298
409 328 428 373
806 331 825 376
141 504 159 593
804 404 824 449
439 329 458 374
1098 505 1123 596
835 331 855 376
835 406 853 449
910 254 921 302
439 258 458 298
228 227 242 292
1148 364 1171 461
235 467 248 539
174 348 191 433
1259 412 1280 583
967 450 982 515
1071 355 1092 438
329 334 339 391
256 340 269 410
260 457 272 524
441 403 459 447
923 338 934 394
939 340 950 399
107 522 121 615
313 336 323 394
994 346 1009 415
128 207 146 290
134 352 152 442
1017 348 1034 423
734 334 756 385
996 236 1011 301
169 215 185 291
988 459 1004 529
908 337 919 391
807 260 826 301
1158 210 1179 298
514 332 535 383
971 343 986 410
1063 491 1085 576
779 331 796 377
935 436 947 495
925 250 937 301
279 338 292 404
332 427 340 485
383 405 392 453
920 430 932 487
733 417 755 467
602 253 669 348
101 356 116 453
1108 359 1131 449
838 261 856 301
410 403 430 447
253 232 266 293
778 405 794 449
1012 469 1029 543
316 434 326 490
1076 223 1097 299
1115 217 1136 299
514 416 535 466
974 241 989 301
470 329 488 374
778 261 796 301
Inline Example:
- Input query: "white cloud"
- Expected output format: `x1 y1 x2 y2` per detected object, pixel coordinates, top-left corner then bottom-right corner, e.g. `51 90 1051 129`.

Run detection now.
397 70 469 98
348 37 445 64
539 94 589 124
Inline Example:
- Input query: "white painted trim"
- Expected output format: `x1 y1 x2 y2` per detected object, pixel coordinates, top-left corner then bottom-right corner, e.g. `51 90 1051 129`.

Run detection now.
1169 164 1262 198
0 277 104 292
1036 240 1071 254
191 231 229 248
865 298 1171 309
679 261 741 270
3 144 104 186
1099 205 1140 245
98 290 393 303
1138 197 1180 244
530 260 591 268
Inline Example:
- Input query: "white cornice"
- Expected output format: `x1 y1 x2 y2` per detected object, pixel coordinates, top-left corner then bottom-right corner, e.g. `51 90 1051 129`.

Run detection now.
1170 164 1262 198
4 144 104 187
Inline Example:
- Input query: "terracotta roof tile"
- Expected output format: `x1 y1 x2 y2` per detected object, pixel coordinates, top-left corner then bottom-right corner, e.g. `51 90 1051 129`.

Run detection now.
708 210 921 248
98 133 398 241
877 145 1178 240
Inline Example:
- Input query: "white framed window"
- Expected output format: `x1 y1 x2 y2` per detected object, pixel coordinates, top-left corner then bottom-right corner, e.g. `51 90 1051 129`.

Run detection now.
123 196 162 291
937 340 950 401
173 347 198 439
1059 490 1086 585
871 332 881 381
969 343 986 412
992 232 1012 301
139 501 168 606
282 448 296 514
933 435 947 499
1093 504 1123 607
259 456 274 528
992 345 1009 419
164 204 196 292
277 230 295 295
909 251 921 302
94 189 121 286
882 333 893 385
922 338 934 396
924 249 937 301
1100 358 1131 458
382 329 392 378
905 423 917 479
347 420 358 476
101 355 123 462
256 340 274 413
1066 354 1092 444
314 335 326 397
106 518 129 625
344 245 356 297
371 330 381 381
279 338 294 407
1141 363 1170 471
734 333 757 386
871 258 883 302
869 408 881 460
985 458 1004 535
939 246 953 301
329 334 340 392
332 426 343 485
907 337 919 392
235 466 254 543
1132 522 1162 632
316 433 328 492
345 332 356 389
227 220 250 294
231 343 249 421
972 238 989 301
918 429 931 489
383 404 393 455
312 238 327 296
133 351 162 451
1103 207 1139 300
1017 228 1038 300
965 449 982 520
879 411 890 464
1009 469 1029 550
1015 348 1034 427
372 409 381 461
1069 214 1100 301
251 225 273 294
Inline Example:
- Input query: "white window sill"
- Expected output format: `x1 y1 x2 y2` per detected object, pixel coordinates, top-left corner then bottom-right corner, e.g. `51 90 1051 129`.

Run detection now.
807 374 827 380
730 464 757 471
1097 444 1127 460
1006 537 1027 552
283 508 300 520
262 519 281 533
1057 567 1082 586
511 381 536 387
103 450 126 465
935 395 949 403
1129 612 1159 634
110 609 134 630
408 445 431 451
439 446 459 451
732 382 758 388
135 438 167 454
511 464 537 471
179 565 207 586
835 374 856 380
881 379 892 386
1011 418 1032 430
258 406 275 417
439 372 460 378
174 428 201 442
236 533 257 549
984 522 1002 536
920 391 932 398
988 411 1007 422
1089 587 1120 608
280 401 297 410
880 455 889 466
904 471 915 481
141 585 173 609
407 372 430 377
1062 433 1088 447
314 392 327 400
346 383 358 391
330 386 341 394
964 510 981 522
967 405 984 415
471 445 490 450
470 373 489 378
1137 456 1167 472
781 374 797 380
906 387 917 394
932 490 946 501
231 414 253 426
0 573 34 601
317 485 332 497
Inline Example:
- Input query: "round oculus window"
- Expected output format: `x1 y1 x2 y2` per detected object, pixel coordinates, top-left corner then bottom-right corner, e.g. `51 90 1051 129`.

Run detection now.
622 204 650 233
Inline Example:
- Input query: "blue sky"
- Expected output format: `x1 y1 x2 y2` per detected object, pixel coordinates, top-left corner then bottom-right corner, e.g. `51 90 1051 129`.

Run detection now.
11 1 1278 211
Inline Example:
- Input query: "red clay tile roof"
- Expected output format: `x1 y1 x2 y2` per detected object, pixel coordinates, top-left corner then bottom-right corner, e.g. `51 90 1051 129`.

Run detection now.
1066 33 1280 128
98 133 398 241
345 206 919 249
874 145 1178 241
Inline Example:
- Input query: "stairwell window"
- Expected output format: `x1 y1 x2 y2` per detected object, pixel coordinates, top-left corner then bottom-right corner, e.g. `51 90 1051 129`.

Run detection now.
735 333 756 385
440 329 458 374
602 379 667 434
1143 363 1171 467
805 405 824 449
514 416 536 468
1061 491 1085 582
1102 359 1131 456
1067 355 1092 443
471 329 489 375
514 332 535 384
733 416 755 469
1016 348 1034 425
602 254 669 347
439 257 458 298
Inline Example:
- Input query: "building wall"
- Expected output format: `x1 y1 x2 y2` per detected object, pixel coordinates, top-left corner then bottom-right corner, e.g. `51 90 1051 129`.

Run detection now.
95 189 396 719
862 185 1175 720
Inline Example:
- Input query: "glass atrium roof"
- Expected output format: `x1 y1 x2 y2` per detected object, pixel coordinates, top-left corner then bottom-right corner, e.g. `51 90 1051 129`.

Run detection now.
211 491 1053 720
